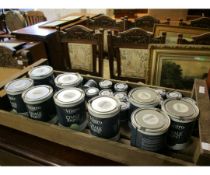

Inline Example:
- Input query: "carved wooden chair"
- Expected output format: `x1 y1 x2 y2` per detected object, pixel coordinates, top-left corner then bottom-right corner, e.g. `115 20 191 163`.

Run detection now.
177 32 210 45
108 27 166 82
60 25 104 77
179 17 210 29
23 11 47 26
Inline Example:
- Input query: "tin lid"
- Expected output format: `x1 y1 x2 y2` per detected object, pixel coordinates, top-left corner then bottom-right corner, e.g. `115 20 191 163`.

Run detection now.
22 85 53 105
87 96 121 118
182 97 197 105
114 92 127 102
5 78 34 95
161 99 199 121
99 80 112 89
166 91 182 100
85 87 99 97
28 65 53 80
99 89 114 96
114 83 128 92
54 73 83 88
54 87 85 107
128 87 161 107
120 101 130 111
131 108 170 135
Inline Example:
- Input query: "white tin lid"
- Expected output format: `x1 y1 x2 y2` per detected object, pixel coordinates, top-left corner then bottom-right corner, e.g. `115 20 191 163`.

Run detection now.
128 87 161 107
120 101 130 111
114 83 128 92
54 73 83 88
22 85 53 104
85 87 99 97
114 92 127 102
87 96 121 118
99 80 112 89
131 108 171 135
54 87 85 107
166 91 182 100
28 65 53 80
99 89 113 96
161 99 199 122
5 78 34 95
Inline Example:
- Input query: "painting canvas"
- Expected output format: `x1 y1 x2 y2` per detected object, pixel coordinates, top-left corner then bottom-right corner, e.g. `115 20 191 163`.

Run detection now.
148 44 210 90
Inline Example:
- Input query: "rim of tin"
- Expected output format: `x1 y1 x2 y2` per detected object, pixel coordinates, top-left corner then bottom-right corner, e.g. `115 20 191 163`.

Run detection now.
85 87 99 97
54 73 83 88
131 108 171 135
99 89 114 96
28 65 53 80
128 87 161 108
161 98 199 122
120 101 130 111
182 97 197 105
22 85 53 105
87 95 121 118
99 80 112 89
83 79 97 88
5 78 34 96
114 92 127 102
114 83 128 92
54 87 85 107
166 91 182 100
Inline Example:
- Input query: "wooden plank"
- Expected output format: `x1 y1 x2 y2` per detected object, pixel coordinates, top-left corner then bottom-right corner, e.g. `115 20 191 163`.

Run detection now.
194 79 210 165
0 110 193 165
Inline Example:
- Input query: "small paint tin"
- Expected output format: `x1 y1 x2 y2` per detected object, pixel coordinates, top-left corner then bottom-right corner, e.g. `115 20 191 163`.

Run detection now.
53 88 87 131
83 79 98 89
114 83 128 92
85 87 99 101
54 73 83 89
87 96 121 140
99 80 112 89
114 92 128 102
119 101 130 122
161 98 199 150
166 91 182 100
155 89 166 99
131 108 170 152
28 65 54 87
4 78 34 116
22 85 56 121
99 89 114 96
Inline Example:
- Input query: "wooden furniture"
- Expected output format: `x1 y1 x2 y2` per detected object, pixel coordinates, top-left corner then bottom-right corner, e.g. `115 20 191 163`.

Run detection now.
60 25 103 77
179 17 210 29
107 27 166 82
24 11 47 26
0 13 9 40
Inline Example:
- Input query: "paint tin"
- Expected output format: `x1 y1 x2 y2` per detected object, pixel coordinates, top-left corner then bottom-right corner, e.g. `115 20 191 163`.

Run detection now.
114 92 128 102
155 89 166 100
99 89 114 96
114 83 128 92
4 78 34 116
131 108 170 152
83 79 98 89
54 73 83 89
161 98 199 150
53 88 87 131
87 96 121 140
28 65 54 87
22 85 56 121
119 101 130 122
99 80 112 89
85 87 99 101
166 91 182 100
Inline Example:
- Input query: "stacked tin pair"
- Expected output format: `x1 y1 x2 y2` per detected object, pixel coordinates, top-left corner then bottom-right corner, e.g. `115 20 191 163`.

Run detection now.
128 87 199 152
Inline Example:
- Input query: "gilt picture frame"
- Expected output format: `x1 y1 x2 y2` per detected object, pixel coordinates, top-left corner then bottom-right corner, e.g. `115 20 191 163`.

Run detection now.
153 24 210 44
147 44 210 90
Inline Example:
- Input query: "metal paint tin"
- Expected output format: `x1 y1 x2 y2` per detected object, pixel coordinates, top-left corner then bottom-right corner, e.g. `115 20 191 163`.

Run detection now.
85 87 99 101
99 80 112 89
166 91 182 100
54 73 83 89
53 88 87 131
22 85 56 121
131 108 170 152
161 98 199 150
114 92 128 102
119 101 130 122
83 79 98 89
155 89 167 99
114 83 128 92
87 96 121 140
99 89 114 96
4 78 34 116
28 65 54 87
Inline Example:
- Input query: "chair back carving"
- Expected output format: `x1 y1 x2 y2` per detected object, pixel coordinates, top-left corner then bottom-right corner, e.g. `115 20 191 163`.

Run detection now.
179 17 210 29
24 11 47 26
60 25 103 77
108 27 166 82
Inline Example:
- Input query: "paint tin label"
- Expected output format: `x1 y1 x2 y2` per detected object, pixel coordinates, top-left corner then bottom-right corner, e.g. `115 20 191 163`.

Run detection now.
8 94 28 114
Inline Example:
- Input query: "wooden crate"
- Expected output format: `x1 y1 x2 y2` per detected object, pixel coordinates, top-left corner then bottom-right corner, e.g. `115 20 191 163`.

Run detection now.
0 59 207 165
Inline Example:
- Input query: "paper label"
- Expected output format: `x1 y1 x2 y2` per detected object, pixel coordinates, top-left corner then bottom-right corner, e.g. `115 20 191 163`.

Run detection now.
199 86 205 94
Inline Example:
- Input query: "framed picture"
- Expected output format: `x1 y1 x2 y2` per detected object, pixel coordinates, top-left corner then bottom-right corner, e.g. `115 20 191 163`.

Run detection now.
153 24 210 44
147 44 210 90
